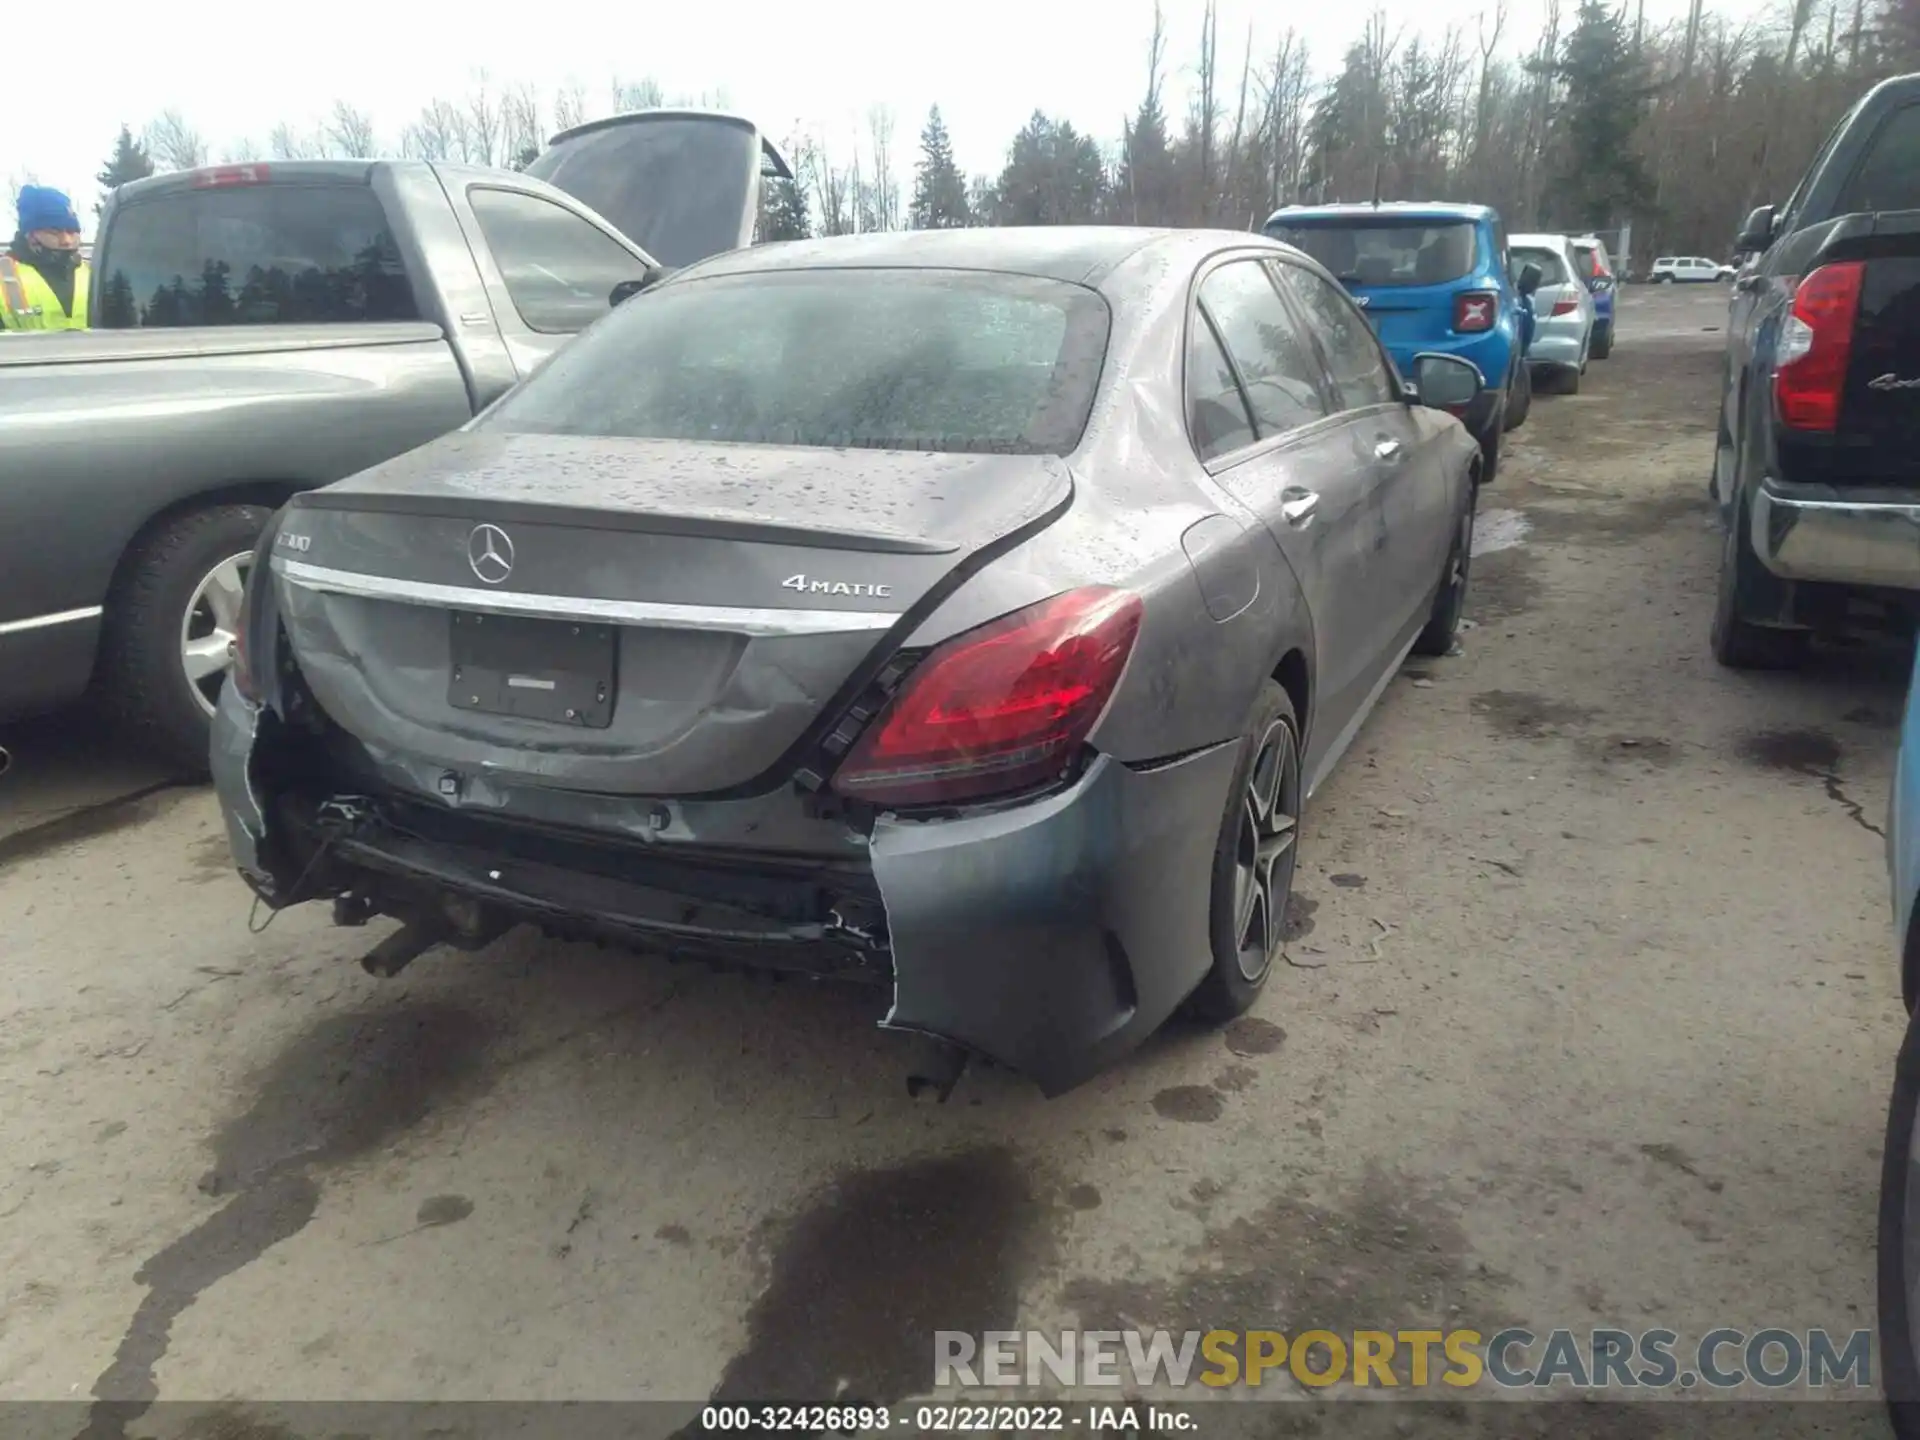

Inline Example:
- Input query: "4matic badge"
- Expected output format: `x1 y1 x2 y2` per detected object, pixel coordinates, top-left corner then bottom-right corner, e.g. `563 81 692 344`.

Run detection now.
782 573 893 598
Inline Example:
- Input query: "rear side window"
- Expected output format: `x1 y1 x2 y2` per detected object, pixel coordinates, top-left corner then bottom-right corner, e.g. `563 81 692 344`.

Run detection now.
1186 317 1258 462
1196 260 1329 437
480 268 1112 456
1836 104 1920 214
1512 247 1570 286
467 188 652 335
94 182 418 328
1270 220 1478 288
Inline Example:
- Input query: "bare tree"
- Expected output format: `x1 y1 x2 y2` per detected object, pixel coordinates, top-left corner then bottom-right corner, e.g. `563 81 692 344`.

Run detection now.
267 122 315 160
1191 0 1220 221
223 138 263 164
553 80 589 134
466 74 503 165
326 101 379 159
867 106 900 231
400 99 464 162
612 77 665 112
1473 0 1508 163
146 109 207 171
504 83 544 166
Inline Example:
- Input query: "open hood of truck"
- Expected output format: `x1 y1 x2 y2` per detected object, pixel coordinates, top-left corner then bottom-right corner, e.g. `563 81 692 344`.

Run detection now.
525 111 791 270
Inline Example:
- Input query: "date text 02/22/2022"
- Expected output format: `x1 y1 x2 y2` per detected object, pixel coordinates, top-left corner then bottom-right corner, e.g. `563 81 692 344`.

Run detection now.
695 1406 1195 1433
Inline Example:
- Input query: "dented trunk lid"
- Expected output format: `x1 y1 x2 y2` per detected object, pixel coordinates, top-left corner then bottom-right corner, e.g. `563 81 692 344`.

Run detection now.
269 431 1072 796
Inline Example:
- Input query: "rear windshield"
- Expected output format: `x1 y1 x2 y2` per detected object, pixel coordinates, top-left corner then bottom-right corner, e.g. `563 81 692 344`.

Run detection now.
1268 220 1478 288
94 181 418 328
1511 247 1569 285
480 268 1112 455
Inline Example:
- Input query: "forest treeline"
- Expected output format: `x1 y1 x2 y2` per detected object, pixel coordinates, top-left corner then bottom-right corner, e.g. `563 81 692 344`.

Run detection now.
70 0 1920 263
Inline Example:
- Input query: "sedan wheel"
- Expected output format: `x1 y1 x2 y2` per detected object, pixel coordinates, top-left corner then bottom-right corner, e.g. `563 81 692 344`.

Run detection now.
1231 717 1301 983
181 552 252 718
1189 680 1303 1020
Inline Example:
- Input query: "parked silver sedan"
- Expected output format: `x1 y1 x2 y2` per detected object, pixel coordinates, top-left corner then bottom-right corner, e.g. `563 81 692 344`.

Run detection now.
1510 233 1597 394
213 227 1488 1096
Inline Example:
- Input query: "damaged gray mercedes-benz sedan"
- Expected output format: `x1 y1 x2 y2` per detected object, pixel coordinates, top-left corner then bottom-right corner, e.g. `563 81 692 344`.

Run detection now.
212 225 1487 1096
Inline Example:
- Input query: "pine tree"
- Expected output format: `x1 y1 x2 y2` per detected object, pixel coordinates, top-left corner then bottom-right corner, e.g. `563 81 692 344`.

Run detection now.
910 106 972 229
1549 0 1656 229
95 125 156 216
990 113 1110 226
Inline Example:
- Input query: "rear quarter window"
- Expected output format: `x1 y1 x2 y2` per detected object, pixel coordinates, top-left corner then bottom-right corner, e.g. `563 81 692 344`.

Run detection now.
1836 104 1920 214
94 181 419 328
1269 220 1478 288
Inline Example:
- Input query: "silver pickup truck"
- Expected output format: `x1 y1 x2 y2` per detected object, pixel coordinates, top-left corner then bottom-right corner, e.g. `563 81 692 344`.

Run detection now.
0 111 788 773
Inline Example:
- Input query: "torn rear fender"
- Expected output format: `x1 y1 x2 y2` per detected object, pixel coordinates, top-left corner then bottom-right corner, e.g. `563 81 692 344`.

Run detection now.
869 743 1239 1097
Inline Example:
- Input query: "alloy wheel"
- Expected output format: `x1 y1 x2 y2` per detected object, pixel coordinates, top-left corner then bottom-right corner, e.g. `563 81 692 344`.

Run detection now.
1231 717 1303 982
180 551 252 717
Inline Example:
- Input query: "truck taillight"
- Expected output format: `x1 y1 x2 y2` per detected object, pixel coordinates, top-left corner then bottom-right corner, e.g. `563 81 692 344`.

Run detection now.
231 587 258 703
1453 291 1497 333
191 164 271 189
1774 261 1864 432
831 588 1142 808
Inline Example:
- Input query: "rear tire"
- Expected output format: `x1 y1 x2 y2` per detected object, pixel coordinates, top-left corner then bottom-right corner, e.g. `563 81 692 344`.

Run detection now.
1878 996 1920 1438
1502 360 1531 433
1188 681 1302 1023
1591 321 1613 359
1412 505 1473 658
100 504 271 778
1710 490 1809 670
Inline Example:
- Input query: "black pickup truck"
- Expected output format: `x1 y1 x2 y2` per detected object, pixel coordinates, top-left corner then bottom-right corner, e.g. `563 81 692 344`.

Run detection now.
1711 71 1920 667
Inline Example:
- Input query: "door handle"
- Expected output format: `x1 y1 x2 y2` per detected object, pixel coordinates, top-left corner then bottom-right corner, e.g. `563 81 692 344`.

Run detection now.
1374 438 1404 461
1279 487 1319 527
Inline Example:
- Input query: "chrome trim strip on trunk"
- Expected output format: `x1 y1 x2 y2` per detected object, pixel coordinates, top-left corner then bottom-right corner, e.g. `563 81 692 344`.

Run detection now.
0 605 105 637
271 558 904 635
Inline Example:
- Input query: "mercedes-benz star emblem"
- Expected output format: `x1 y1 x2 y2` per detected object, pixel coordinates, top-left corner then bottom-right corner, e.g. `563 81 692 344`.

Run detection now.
467 523 515 585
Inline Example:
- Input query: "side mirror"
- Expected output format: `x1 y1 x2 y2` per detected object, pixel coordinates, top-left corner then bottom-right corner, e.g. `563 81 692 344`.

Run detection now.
1736 205 1776 254
1516 263 1544 298
609 270 663 307
1408 353 1484 411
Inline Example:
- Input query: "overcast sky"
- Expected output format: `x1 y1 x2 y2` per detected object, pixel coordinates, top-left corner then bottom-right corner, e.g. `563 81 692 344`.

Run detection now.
7 0 1777 235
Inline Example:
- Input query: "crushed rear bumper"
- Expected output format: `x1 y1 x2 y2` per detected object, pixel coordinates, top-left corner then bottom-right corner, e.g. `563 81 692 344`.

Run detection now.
212 686 1238 1096
1751 481 1920 591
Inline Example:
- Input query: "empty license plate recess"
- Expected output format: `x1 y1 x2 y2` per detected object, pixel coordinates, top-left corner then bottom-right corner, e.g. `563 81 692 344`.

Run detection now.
448 612 616 728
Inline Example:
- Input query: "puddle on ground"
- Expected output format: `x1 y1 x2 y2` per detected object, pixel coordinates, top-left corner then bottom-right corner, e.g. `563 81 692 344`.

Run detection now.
82 1004 494 1439
710 1147 1049 1406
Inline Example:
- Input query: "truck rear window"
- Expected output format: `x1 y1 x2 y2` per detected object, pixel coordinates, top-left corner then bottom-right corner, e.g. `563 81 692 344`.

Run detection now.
1268 220 1478 288
95 182 419 328
479 268 1111 456
1836 104 1920 215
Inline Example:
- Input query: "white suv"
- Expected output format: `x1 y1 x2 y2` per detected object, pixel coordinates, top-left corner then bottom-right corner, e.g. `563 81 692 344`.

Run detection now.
1649 256 1727 284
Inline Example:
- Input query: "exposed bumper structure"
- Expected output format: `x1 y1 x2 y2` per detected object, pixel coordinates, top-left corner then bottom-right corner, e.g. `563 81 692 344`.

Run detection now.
1751 481 1920 591
212 686 1239 1097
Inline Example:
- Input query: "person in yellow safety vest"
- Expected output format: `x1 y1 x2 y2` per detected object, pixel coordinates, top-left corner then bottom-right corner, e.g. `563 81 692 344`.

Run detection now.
0 185 89 331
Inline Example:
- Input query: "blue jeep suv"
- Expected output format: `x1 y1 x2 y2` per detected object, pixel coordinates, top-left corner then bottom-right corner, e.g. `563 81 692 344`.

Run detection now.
1263 201 1539 480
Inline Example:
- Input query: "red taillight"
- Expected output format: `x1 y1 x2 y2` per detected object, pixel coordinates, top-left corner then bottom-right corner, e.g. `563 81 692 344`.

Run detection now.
1549 296 1580 317
1453 291 1497 333
191 164 271 189
1773 261 1864 432
831 587 1143 808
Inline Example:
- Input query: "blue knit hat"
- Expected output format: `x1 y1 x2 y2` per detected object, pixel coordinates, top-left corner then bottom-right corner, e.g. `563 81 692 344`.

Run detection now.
17 185 81 235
